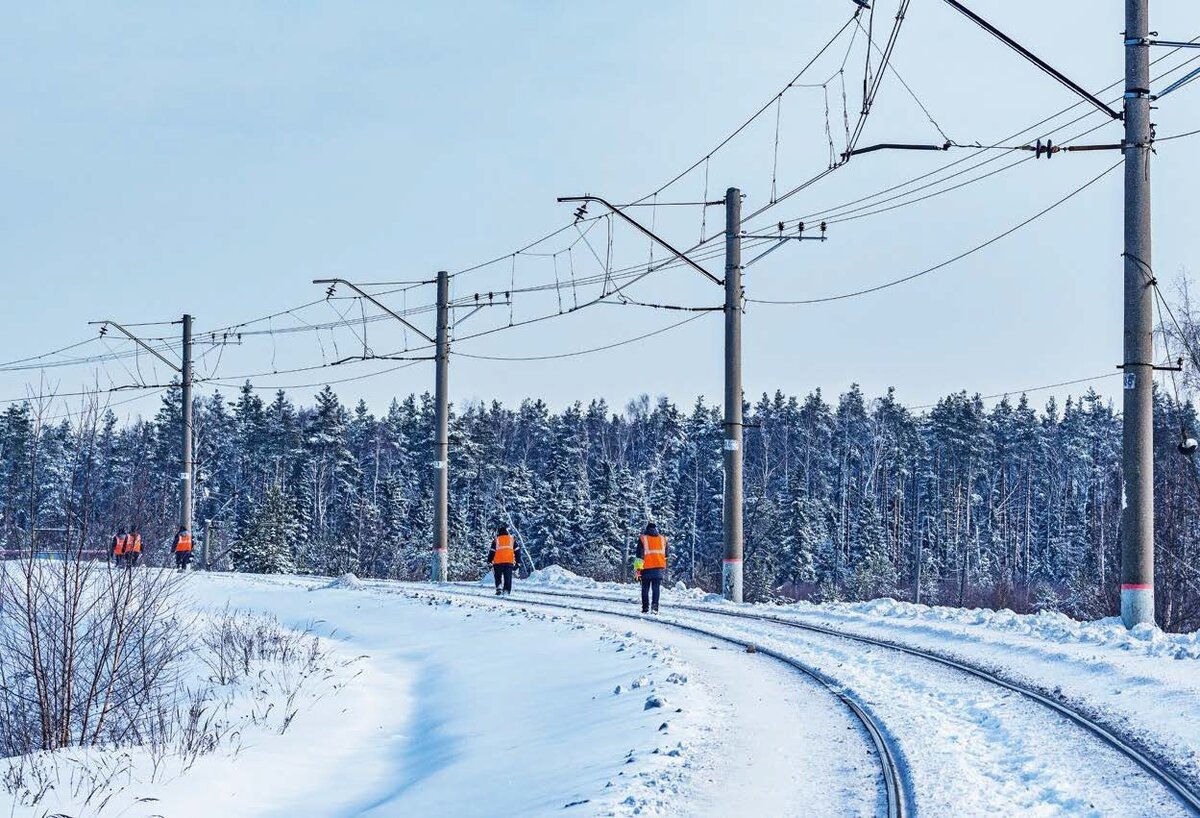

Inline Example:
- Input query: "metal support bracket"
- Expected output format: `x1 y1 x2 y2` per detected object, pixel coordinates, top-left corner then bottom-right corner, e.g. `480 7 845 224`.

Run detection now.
558 194 723 286
1116 359 1184 372
313 278 436 344
742 224 829 269
942 0 1122 119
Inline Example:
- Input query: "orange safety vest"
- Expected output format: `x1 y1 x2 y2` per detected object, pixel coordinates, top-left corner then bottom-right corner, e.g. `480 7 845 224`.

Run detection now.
113 535 127 556
175 532 193 553
640 534 666 570
129 534 142 553
493 534 515 565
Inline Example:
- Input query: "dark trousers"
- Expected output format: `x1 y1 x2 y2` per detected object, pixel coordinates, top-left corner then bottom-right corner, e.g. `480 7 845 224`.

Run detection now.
493 563 513 592
128 552 140 568
640 569 663 612
175 551 192 570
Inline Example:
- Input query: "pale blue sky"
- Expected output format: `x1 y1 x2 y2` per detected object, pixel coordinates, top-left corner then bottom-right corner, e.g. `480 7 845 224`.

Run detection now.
3 2 1198 419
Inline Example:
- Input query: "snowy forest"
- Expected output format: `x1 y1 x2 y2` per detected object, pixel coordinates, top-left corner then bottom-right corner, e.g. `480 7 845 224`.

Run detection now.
2 381 1199 630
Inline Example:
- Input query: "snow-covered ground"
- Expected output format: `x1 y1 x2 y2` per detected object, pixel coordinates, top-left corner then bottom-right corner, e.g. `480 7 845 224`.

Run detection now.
504 567 1200 814
2 571 879 817
6 567 1200 817
181 573 722 817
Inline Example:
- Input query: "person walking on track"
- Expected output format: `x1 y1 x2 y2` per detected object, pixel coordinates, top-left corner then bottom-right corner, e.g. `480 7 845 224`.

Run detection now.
488 524 520 596
635 522 667 614
127 525 143 568
172 526 193 571
111 527 128 567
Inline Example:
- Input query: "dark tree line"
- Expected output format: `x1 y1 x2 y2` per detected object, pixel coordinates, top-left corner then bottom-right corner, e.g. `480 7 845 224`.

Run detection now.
2 380 1199 630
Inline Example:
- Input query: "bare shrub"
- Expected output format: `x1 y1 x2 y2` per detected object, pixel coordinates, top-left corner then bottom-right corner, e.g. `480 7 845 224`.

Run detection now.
1 597 355 811
0 559 189 757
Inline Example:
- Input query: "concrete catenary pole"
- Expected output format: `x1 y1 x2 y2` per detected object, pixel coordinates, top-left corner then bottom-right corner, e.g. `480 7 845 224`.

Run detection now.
1120 0 1155 628
180 314 194 537
722 188 744 602
432 270 450 582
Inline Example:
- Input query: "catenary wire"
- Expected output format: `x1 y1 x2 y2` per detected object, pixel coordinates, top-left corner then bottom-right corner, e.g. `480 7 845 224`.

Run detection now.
906 372 1121 411
747 159 1120 305
452 312 713 362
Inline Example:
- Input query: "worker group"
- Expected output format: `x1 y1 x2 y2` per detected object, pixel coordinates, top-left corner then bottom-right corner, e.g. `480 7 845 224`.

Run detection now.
109 525 195 570
488 521 668 613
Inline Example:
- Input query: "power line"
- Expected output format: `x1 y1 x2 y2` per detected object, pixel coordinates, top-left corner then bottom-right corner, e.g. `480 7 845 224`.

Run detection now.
208 351 434 385
1159 126 1200 143
747 159 1121 305
208 358 426 393
448 219 591 280
818 117 1113 227
629 9 863 206
37 387 172 424
178 8 860 313
0 335 183 373
0 380 180 408
0 338 100 369
199 297 332 336
452 312 713 362
750 42 1200 231
906 372 1121 411
855 16 951 144
13 18 1199 418
846 0 913 154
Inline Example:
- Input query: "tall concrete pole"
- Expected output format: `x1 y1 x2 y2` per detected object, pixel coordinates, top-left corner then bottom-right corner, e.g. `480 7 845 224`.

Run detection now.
1120 0 1155 628
180 314 194 537
722 188 744 602
432 271 450 582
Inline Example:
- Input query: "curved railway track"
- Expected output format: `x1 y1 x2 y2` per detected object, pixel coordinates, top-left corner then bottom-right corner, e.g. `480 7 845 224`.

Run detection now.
401 583 910 818
409 581 1200 817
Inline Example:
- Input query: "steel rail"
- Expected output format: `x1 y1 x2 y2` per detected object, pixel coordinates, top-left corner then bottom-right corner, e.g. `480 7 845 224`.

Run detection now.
447 583 1200 816
401 583 909 818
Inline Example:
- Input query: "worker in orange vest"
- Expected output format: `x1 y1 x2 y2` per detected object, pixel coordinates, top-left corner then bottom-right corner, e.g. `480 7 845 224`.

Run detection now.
172 526 193 571
635 522 667 614
487 524 520 596
111 527 128 567
127 526 143 568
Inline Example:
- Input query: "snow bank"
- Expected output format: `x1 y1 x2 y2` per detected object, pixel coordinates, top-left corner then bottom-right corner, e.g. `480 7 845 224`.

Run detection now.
172 573 712 817
501 570 1200 660
524 563 600 589
794 597 1200 660
321 572 364 590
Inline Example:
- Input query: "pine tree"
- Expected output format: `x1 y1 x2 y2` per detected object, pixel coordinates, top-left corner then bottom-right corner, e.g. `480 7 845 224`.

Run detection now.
8 364 1200 629
235 484 298 574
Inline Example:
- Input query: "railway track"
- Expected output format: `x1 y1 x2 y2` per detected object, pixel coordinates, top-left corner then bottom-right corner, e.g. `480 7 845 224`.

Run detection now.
402 582 911 818
412 581 1200 817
